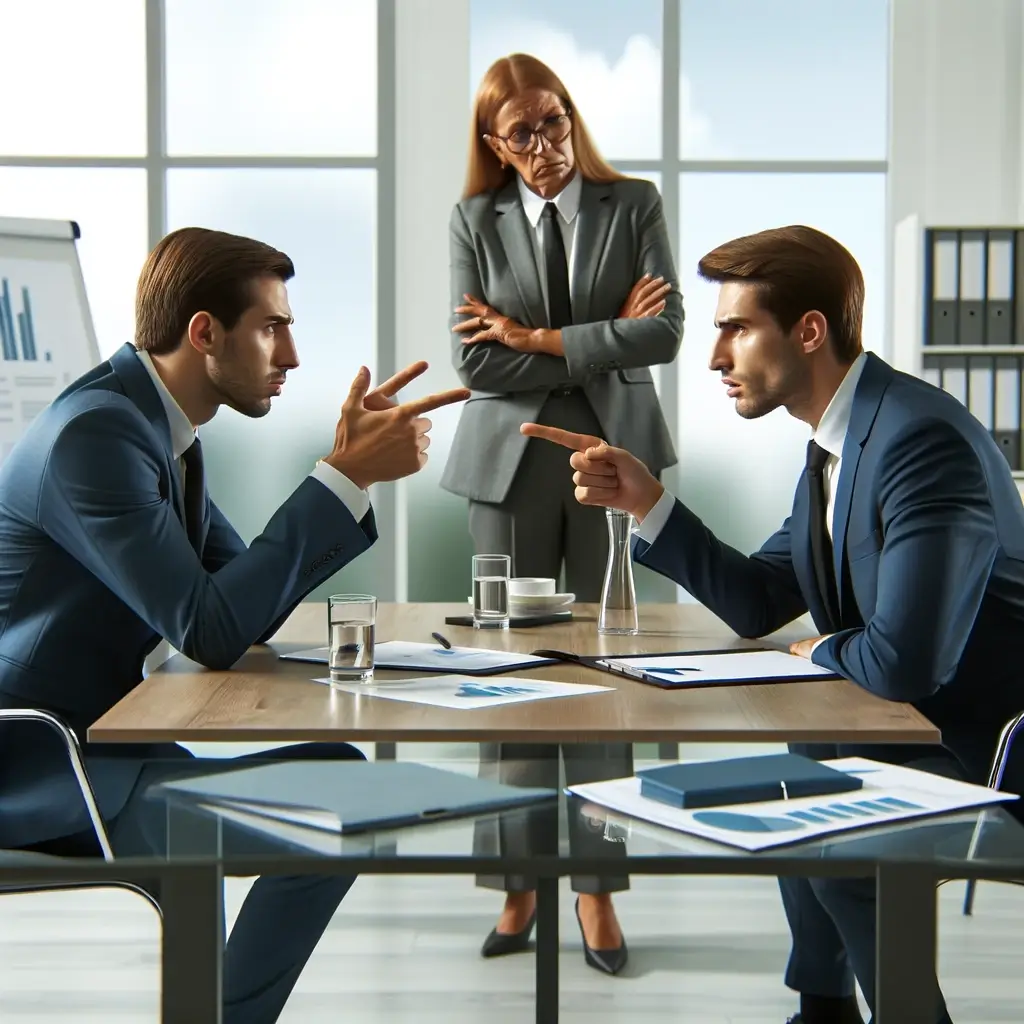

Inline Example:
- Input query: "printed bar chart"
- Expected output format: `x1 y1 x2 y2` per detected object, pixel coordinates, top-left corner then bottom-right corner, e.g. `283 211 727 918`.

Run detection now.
0 278 46 361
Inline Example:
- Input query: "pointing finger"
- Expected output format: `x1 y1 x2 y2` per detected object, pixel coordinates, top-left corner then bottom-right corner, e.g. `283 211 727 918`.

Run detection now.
371 361 429 398
520 423 604 450
400 387 471 416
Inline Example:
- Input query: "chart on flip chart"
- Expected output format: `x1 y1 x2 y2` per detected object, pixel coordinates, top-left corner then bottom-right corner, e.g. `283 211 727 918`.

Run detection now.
0 219 100 464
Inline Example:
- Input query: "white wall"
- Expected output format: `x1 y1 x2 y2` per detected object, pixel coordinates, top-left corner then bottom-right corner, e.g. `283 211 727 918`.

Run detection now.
888 0 1024 367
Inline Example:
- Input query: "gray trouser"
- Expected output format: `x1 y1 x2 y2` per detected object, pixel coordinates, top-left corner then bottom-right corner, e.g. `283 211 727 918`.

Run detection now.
780 742 956 1024
470 390 631 893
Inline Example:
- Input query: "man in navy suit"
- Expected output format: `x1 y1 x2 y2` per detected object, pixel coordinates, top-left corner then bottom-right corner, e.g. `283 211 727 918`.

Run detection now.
522 225 1024 1024
0 227 468 1022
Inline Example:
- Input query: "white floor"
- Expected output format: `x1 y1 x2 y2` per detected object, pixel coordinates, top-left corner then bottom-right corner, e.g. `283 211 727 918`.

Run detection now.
0 745 1020 1023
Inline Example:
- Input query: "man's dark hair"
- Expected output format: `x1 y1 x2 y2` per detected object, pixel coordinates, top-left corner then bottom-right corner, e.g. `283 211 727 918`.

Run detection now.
698 225 865 363
135 227 294 355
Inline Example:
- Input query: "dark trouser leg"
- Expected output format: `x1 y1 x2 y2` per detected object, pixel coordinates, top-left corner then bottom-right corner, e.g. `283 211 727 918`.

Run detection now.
562 743 632 894
783 743 957 1023
475 743 560 891
115 741 366 1024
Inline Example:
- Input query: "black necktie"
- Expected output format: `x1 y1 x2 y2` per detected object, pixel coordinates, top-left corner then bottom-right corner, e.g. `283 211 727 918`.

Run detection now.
541 202 573 329
806 440 840 630
182 436 205 554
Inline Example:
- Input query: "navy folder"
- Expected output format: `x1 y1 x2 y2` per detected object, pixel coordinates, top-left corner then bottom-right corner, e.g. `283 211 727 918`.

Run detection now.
151 761 557 835
636 753 863 810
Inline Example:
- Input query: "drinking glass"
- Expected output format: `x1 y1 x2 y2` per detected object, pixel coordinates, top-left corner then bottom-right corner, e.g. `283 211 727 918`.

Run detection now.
327 594 376 682
472 554 510 630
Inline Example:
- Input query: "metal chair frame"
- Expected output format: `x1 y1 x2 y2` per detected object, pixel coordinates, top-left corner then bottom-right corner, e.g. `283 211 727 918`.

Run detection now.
0 708 161 916
962 710 1024 915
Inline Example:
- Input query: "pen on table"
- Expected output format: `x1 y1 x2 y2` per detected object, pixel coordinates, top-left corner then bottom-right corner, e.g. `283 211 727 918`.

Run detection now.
431 631 452 649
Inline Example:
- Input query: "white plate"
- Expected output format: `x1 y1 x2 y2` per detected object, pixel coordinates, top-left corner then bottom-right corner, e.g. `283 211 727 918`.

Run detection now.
465 593 575 613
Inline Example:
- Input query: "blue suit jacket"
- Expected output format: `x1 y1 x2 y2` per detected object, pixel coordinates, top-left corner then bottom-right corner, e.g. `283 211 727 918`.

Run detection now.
635 353 1024 781
0 343 377 847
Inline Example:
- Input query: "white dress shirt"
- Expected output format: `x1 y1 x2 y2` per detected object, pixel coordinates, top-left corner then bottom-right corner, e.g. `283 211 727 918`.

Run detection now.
634 353 870 647
517 170 581 313
134 347 370 673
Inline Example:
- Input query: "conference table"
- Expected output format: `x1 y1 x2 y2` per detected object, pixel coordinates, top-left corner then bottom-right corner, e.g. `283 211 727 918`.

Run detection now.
90 602 938 746
85 602 968 1024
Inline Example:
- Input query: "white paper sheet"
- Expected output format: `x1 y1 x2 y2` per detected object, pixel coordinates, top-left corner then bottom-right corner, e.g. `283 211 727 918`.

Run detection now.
283 640 553 674
314 674 611 709
599 649 838 685
568 757 1017 851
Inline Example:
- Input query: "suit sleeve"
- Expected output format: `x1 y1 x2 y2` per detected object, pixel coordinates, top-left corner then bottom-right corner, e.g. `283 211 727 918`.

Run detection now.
811 418 998 701
633 497 808 637
448 204 581 394
560 185 683 377
38 401 377 670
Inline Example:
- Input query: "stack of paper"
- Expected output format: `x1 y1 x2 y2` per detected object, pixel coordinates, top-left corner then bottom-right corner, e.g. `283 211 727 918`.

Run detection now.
568 757 1017 851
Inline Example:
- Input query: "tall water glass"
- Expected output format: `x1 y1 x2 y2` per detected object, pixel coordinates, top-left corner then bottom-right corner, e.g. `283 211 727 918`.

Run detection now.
328 594 376 682
472 554 510 630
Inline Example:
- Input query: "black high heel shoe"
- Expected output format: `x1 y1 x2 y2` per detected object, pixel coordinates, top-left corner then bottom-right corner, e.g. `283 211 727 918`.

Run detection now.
575 898 628 975
480 909 536 958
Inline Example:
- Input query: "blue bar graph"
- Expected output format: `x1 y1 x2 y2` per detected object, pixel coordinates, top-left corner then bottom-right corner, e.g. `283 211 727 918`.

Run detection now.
0 278 40 361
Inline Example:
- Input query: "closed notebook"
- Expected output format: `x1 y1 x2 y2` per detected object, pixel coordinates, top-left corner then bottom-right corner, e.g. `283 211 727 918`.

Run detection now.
636 753 863 810
151 761 556 835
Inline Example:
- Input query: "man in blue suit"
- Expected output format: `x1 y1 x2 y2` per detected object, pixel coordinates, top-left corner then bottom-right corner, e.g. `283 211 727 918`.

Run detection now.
522 225 1024 1024
0 226 468 1022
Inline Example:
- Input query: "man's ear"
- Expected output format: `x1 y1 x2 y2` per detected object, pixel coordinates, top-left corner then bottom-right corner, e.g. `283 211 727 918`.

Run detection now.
186 311 217 355
798 310 829 355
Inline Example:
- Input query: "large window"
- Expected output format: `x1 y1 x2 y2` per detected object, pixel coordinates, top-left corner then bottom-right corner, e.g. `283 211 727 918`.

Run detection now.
0 0 389 598
457 0 890 596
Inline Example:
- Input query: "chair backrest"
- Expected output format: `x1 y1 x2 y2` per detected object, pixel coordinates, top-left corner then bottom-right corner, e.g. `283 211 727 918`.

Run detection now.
0 709 113 860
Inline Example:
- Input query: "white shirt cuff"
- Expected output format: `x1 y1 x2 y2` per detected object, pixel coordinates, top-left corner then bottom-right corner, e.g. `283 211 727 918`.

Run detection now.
633 489 675 544
309 461 371 522
811 634 832 654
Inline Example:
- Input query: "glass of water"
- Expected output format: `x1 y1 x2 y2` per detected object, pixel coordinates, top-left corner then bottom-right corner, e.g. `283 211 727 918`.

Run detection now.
472 554 510 630
327 594 376 683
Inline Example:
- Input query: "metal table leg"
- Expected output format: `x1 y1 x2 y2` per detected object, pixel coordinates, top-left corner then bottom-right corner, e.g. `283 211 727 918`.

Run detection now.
875 863 939 1024
657 743 679 760
375 742 397 760
161 862 224 1024
535 875 559 1024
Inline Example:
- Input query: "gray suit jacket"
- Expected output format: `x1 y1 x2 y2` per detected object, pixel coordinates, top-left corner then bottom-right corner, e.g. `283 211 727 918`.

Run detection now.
0 343 377 848
440 177 683 504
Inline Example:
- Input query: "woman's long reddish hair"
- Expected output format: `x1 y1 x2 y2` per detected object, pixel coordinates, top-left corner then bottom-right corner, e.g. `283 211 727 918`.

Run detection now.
463 53 627 200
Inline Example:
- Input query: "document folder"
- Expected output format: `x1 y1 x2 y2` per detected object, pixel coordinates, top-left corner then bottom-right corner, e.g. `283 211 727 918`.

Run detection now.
967 356 994 429
958 230 986 346
994 356 1021 470
929 230 960 346
987 230 1015 346
154 761 556 835
636 753 863 810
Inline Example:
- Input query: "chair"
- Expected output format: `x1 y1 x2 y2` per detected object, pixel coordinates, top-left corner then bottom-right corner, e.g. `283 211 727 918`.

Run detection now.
0 708 161 915
962 710 1024 916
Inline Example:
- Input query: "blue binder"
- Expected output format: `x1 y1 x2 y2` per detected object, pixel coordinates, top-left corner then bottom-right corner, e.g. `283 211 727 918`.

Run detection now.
636 753 863 810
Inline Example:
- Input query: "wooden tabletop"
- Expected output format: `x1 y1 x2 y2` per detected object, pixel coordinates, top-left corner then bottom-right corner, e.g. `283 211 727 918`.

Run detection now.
88 603 939 745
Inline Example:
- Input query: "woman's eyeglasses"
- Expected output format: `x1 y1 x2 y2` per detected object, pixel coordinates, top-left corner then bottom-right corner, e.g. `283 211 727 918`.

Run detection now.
487 111 572 155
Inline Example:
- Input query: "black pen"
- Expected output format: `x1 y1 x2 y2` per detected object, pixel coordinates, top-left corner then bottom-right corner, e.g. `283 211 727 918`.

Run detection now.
431 631 452 649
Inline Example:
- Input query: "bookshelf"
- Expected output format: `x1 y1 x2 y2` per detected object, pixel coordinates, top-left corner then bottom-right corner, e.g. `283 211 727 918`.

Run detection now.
892 216 1024 494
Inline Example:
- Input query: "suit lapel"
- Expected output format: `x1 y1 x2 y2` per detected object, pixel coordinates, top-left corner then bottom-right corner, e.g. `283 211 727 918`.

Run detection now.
494 182 548 329
570 180 614 325
831 353 893 615
109 343 188 529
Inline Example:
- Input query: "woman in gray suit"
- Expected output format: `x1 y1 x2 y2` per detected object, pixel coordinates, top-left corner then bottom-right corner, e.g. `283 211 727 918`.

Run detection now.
440 53 683 973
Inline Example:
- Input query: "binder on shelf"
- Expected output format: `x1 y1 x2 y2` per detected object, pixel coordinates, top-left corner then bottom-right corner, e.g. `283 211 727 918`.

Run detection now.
986 230 1015 346
940 355 968 405
1016 229 1024 349
994 356 1021 471
958 230 986 346
921 354 941 389
930 230 960 346
967 356 994 429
